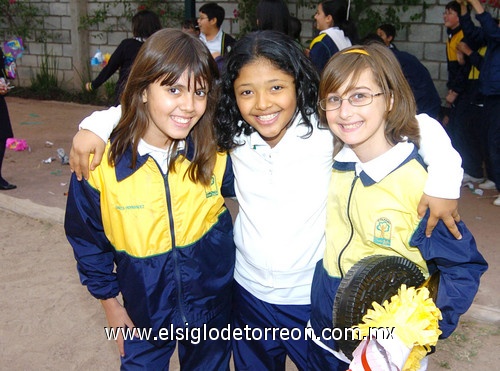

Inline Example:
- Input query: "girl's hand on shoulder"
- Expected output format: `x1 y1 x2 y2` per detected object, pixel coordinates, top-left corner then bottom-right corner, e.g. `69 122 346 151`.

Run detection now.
69 129 106 181
417 194 462 239
100 297 135 357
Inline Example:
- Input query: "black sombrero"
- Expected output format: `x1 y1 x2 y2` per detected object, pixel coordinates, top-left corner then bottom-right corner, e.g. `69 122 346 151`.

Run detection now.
332 255 430 359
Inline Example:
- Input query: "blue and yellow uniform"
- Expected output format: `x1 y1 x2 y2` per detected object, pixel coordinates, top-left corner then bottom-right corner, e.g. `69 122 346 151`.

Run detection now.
65 138 236 368
308 142 487 368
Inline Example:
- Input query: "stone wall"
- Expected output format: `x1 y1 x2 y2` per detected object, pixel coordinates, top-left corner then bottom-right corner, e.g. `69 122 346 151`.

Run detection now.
0 0 469 101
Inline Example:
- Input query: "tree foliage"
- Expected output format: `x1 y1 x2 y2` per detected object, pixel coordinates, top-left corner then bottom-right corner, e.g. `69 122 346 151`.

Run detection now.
79 0 184 40
0 0 47 41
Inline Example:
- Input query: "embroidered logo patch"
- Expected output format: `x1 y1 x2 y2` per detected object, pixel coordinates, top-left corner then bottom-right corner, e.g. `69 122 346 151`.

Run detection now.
205 175 219 198
374 217 392 247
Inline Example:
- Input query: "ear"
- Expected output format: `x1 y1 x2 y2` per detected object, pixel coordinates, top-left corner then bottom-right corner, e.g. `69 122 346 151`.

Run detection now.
142 89 147 103
388 91 394 111
327 15 334 27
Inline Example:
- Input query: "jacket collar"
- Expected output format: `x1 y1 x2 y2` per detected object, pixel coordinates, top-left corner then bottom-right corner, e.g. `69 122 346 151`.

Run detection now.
113 137 192 182
333 141 424 186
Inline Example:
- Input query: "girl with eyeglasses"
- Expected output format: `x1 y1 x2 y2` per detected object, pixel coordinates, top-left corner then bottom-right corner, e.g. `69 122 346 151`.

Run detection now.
308 42 487 369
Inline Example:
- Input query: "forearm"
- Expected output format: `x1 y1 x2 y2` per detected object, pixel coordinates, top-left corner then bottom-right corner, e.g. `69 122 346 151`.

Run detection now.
467 0 484 14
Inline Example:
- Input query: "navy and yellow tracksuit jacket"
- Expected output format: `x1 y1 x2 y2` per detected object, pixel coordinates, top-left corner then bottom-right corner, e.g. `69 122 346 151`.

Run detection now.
65 140 236 346
310 144 488 352
309 33 340 72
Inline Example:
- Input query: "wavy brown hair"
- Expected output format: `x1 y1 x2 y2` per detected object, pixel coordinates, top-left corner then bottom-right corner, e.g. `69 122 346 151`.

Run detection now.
319 42 419 156
108 28 220 186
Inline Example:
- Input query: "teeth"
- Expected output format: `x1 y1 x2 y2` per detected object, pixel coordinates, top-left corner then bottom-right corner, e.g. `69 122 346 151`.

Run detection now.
258 113 278 121
172 116 190 124
341 122 362 129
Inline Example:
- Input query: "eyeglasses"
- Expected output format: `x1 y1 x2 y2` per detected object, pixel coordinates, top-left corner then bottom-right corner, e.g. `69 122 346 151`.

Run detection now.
318 92 385 111
198 16 209 21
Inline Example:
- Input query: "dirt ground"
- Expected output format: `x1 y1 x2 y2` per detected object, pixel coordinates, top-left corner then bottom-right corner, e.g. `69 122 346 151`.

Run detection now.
0 97 499 370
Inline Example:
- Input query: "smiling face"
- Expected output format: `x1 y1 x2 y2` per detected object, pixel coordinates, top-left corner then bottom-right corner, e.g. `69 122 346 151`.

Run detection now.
233 57 297 148
443 8 459 29
326 68 393 162
314 4 332 31
141 70 207 149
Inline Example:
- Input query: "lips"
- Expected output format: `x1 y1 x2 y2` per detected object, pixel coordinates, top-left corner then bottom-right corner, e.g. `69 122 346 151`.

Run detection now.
339 121 363 131
255 112 279 124
171 115 192 127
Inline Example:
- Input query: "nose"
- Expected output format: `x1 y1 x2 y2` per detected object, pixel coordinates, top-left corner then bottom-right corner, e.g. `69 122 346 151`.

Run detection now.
254 92 272 110
338 99 352 118
180 92 195 112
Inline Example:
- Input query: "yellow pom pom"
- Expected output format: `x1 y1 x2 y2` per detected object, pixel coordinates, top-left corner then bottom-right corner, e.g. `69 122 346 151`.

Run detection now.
354 285 442 370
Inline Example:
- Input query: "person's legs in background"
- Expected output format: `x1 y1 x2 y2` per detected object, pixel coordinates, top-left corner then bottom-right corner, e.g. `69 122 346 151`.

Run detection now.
0 95 16 190
483 95 500 206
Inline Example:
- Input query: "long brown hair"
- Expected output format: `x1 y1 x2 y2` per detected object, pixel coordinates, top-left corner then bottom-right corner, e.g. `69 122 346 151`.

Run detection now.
319 42 419 155
108 28 220 186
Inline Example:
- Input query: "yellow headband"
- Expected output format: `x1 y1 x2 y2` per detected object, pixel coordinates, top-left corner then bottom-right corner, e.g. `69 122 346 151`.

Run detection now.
342 49 370 56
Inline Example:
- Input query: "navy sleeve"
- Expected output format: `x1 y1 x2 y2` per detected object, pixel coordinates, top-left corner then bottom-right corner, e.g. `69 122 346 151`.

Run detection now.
476 12 500 41
411 211 488 338
460 12 486 46
221 154 235 198
310 41 338 72
64 173 120 300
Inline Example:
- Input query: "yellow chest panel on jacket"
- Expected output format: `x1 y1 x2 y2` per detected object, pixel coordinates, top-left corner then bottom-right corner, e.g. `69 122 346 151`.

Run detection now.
447 30 464 62
88 150 228 258
324 160 429 278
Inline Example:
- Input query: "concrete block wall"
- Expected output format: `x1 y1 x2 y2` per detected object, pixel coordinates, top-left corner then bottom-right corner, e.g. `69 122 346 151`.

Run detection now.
0 0 472 102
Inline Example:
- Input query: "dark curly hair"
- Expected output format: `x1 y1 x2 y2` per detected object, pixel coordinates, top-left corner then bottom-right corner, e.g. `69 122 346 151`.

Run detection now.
216 30 320 151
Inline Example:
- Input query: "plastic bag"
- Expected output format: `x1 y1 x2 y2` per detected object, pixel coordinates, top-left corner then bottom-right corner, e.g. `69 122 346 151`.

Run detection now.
6 138 29 151
3 37 24 80
90 49 103 66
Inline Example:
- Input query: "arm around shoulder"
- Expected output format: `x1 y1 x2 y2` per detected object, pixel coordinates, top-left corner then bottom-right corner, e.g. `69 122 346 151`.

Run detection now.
70 106 122 180
416 114 463 199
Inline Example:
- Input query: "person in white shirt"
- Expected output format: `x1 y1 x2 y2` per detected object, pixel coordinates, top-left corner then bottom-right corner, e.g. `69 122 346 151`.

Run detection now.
197 2 236 68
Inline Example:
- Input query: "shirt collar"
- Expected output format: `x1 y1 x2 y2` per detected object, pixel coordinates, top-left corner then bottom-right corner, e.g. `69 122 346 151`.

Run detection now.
137 139 185 174
333 141 418 186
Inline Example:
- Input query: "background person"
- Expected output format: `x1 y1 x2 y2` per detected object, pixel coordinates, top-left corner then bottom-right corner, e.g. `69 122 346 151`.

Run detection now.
0 46 16 190
84 10 162 106
308 0 359 71
459 0 500 205
376 23 397 48
197 2 236 67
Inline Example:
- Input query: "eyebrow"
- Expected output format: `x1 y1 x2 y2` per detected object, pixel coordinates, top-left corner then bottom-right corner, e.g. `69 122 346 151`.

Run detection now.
236 78 291 87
